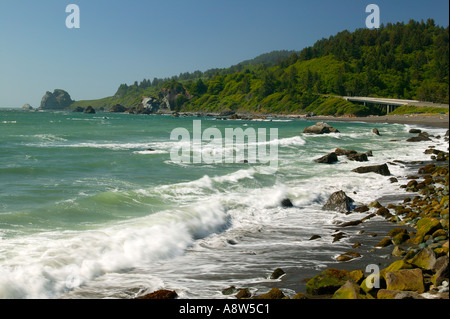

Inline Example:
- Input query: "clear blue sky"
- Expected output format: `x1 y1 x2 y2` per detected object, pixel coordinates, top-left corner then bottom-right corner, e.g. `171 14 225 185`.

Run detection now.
0 0 448 107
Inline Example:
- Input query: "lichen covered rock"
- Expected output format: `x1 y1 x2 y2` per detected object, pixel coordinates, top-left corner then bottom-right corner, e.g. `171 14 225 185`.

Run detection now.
385 268 425 293
305 268 350 296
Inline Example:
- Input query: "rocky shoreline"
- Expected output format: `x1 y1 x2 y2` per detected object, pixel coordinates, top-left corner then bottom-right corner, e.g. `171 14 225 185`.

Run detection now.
136 124 449 300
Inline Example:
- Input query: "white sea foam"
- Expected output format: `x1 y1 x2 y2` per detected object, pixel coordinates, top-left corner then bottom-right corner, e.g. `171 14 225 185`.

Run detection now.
213 168 256 183
267 135 306 146
133 150 168 155
63 142 152 150
0 201 228 299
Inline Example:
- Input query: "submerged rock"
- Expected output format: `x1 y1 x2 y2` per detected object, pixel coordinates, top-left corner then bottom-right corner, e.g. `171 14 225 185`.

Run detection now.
332 232 347 243
336 251 361 262
222 286 238 295
309 234 321 240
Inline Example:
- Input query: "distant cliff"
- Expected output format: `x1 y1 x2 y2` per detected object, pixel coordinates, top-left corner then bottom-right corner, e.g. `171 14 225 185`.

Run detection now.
39 89 73 110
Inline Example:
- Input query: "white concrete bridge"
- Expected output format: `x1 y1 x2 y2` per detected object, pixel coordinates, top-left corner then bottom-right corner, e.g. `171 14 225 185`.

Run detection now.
342 96 449 114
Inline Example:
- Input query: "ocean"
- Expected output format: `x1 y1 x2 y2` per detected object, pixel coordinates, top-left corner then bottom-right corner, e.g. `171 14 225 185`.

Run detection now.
0 109 447 299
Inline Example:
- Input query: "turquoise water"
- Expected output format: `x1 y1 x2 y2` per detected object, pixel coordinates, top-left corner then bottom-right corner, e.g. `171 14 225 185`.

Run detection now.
0 109 447 298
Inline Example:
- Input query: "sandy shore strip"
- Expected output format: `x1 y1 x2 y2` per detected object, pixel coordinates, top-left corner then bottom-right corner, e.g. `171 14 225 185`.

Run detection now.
180 111 449 128
306 114 449 129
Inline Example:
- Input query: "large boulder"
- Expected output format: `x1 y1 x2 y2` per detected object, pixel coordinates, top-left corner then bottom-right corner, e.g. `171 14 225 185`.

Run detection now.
409 247 437 270
352 163 391 176
385 269 425 293
332 280 370 299
322 190 354 213
433 256 449 286
39 89 73 110
413 217 442 244
303 122 339 134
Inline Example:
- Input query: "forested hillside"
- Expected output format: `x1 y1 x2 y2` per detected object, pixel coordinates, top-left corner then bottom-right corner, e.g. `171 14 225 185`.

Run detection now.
72 20 449 115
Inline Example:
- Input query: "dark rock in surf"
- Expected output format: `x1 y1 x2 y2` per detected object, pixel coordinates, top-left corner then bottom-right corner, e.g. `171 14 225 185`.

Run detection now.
340 219 363 227
332 232 347 243
236 289 251 299
270 268 286 280
303 122 339 134
352 163 391 176
322 190 354 213
281 198 294 207
407 132 432 142
314 152 338 164
353 205 370 213
309 235 321 240
347 153 369 162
